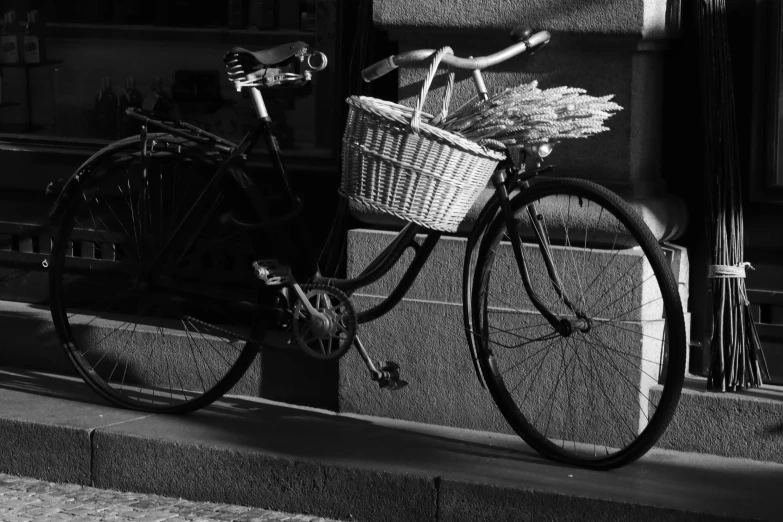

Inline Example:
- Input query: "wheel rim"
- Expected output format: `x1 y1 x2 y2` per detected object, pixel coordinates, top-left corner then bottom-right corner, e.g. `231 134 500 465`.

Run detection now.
49 144 266 412
476 182 685 467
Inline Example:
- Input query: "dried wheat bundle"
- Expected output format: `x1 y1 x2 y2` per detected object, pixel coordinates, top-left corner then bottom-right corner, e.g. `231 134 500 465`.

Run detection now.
437 80 623 145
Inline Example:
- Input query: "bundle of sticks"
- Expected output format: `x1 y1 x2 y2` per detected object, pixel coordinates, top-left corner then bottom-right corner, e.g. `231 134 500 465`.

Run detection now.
697 0 768 390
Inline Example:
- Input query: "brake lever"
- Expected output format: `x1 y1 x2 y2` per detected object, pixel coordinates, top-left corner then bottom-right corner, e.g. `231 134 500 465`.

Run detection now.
525 37 548 56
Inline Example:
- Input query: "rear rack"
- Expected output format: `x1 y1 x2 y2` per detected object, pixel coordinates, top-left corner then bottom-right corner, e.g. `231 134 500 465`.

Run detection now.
124 107 237 153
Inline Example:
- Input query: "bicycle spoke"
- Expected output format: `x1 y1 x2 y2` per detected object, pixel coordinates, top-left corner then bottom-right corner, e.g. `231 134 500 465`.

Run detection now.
52 144 261 413
86 195 142 264
591 318 667 349
531 339 571 436
183 320 222 385
475 180 683 468
589 271 663 321
582 339 638 444
501 334 563 403
578 334 654 423
486 322 560 348
181 318 210 392
581 331 663 390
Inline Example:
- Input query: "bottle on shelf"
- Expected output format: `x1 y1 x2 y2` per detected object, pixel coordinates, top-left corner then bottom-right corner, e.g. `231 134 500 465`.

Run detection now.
153 76 170 101
23 10 45 64
278 0 299 29
228 0 247 29
118 75 143 137
142 75 162 113
300 0 317 32
1 11 21 64
94 76 119 139
249 0 277 30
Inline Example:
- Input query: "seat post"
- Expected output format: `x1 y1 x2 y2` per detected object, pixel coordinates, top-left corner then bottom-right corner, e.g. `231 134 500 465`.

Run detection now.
246 72 269 119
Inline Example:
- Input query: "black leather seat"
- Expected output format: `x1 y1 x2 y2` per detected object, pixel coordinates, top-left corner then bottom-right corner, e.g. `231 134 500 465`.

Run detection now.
225 41 309 68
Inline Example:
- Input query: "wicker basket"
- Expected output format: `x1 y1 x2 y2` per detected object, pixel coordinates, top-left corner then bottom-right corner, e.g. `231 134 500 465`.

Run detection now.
340 47 505 232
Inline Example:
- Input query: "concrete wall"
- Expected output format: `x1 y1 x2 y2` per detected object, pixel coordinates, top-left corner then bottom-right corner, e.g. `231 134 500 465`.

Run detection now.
348 0 688 234
372 0 675 38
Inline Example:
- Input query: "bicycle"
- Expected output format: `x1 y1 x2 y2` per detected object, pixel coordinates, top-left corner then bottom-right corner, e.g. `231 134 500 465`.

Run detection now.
47 27 686 470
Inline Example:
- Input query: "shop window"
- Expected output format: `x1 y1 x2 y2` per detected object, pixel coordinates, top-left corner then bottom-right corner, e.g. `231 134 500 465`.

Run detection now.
0 0 337 157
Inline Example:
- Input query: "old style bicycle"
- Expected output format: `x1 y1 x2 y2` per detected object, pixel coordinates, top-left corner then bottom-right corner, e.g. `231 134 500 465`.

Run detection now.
47 28 686 470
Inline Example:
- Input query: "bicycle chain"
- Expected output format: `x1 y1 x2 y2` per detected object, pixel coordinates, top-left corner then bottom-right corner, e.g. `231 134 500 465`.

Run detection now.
181 283 357 360
182 315 263 345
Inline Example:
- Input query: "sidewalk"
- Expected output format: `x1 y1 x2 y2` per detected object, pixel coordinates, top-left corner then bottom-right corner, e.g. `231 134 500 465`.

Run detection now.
0 472 343 521
0 367 780 522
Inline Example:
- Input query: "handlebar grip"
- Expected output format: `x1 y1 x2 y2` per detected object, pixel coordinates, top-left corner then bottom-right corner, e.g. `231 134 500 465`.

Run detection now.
525 30 550 51
362 57 398 82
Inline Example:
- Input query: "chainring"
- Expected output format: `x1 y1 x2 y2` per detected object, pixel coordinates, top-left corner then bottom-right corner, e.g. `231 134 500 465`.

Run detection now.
292 284 357 360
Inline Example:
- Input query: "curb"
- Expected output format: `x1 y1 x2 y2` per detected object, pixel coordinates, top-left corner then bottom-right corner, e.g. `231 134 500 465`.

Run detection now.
0 368 780 522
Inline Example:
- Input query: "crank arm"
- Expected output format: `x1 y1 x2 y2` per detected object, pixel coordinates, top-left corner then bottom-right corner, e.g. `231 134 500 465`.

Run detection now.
290 283 330 323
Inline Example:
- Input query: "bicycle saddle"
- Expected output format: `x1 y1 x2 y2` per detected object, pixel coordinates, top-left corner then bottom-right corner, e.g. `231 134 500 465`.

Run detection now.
225 41 309 68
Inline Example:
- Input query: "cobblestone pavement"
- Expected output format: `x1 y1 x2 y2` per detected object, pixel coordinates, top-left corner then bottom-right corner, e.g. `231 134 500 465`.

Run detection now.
0 473 345 522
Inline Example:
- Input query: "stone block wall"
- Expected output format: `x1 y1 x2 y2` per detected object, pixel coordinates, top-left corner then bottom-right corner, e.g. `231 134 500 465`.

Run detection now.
339 228 689 442
337 0 692 439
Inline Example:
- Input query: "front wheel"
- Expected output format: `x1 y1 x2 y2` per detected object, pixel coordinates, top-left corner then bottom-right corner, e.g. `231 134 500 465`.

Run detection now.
472 178 686 469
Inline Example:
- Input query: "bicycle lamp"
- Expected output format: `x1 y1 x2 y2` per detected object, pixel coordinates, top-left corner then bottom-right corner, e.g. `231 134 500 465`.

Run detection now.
533 142 554 158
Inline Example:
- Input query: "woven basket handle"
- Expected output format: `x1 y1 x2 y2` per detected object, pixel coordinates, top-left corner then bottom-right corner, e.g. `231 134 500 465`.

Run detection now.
411 47 456 134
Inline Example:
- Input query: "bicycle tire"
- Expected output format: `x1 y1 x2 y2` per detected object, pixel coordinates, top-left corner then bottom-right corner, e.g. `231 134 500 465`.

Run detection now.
472 177 686 469
49 135 273 413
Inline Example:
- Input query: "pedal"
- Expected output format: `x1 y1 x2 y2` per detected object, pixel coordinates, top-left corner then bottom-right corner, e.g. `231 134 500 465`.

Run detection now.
252 259 293 286
374 361 408 391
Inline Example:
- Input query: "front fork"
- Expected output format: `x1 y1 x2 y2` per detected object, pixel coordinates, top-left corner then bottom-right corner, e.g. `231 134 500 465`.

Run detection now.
491 170 589 336
464 163 587 388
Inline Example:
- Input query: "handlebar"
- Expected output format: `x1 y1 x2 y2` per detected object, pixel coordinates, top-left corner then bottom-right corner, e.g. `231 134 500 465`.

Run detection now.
362 29 550 82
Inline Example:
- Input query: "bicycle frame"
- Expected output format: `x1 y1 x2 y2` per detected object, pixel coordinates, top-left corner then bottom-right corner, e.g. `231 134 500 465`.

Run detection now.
123 64 579 340
124 108 300 276
45 30 689 469
314 222 441 324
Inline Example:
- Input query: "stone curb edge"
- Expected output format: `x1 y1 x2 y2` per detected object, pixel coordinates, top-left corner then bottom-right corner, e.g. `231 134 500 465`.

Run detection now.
0 415 762 522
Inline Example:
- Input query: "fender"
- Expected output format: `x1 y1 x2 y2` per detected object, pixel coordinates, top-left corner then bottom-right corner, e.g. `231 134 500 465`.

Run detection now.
47 133 172 225
462 189 504 390
462 164 556 389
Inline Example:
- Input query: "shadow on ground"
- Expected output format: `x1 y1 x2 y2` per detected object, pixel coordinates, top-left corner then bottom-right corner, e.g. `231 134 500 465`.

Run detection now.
0 367 549 472
1 365 783 522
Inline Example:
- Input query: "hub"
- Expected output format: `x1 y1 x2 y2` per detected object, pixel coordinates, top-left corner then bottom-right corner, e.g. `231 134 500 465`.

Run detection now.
309 313 335 338
557 316 592 337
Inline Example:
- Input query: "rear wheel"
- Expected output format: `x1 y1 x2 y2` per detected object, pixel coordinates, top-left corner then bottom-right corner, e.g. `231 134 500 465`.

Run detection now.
473 178 686 469
49 137 275 413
